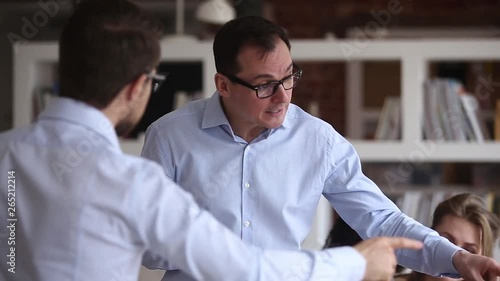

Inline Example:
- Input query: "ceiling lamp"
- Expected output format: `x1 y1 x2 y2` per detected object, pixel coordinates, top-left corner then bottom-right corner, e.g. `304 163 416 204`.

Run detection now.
195 0 236 25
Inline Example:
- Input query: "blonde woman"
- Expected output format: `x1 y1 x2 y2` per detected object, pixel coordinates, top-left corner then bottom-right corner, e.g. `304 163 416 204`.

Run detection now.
407 193 500 281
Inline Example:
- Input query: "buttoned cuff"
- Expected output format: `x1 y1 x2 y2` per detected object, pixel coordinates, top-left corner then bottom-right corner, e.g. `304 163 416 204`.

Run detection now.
432 239 462 278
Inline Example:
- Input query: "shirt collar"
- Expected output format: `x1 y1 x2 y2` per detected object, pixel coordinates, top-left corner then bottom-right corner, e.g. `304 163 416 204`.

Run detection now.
201 92 231 129
281 109 292 129
201 91 292 130
38 97 121 150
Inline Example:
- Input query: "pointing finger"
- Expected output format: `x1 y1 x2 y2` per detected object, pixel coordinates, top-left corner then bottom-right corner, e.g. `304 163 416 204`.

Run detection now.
386 237 423 250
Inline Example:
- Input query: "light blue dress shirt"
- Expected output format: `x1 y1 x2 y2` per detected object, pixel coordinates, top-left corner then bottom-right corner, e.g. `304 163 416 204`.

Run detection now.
0 97 370 281
142 92 462 281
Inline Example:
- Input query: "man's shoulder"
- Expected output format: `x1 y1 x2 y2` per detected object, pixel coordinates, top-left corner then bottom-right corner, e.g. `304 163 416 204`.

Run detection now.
0 125 32 141
112 151 163 170
103 151 167 182
286 104 333 129
284 104 348 144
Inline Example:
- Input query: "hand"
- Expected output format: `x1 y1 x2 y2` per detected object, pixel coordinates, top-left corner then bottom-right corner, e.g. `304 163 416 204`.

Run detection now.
453 250 500 281
354 237 423 281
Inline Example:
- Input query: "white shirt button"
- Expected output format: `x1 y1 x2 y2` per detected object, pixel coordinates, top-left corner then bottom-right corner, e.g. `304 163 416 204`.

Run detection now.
244 220 251 227
244 182 250 188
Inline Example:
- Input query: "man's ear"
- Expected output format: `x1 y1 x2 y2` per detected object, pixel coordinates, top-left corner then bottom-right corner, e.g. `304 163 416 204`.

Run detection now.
215 73 231 97
125 74 148 102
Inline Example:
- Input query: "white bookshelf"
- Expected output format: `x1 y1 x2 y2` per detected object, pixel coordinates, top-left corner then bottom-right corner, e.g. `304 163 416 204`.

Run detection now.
13 40 216 155
15 39 500 159
292 39 500 162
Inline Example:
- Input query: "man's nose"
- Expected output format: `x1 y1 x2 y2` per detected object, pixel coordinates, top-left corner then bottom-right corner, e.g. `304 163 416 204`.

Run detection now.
271 83 290 102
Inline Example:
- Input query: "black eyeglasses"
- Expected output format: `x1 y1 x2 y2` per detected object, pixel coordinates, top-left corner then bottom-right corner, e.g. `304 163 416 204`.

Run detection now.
145 71 168 93
222 63 303 99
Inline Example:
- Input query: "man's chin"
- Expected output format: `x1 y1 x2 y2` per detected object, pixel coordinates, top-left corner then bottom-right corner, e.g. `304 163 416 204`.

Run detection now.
266 117 286 129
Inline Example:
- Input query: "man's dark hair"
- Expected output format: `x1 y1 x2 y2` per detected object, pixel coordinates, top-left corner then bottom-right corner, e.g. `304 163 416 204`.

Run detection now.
213 16 290 75
59 0 163 109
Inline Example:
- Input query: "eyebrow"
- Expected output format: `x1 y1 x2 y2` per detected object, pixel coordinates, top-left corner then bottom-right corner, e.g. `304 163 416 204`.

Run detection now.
441 232 479 249
463 242 479 249
249 62 294 82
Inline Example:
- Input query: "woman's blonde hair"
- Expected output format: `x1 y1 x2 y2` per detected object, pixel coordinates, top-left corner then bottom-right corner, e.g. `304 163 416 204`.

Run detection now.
407 193 500 281
431 193 500 257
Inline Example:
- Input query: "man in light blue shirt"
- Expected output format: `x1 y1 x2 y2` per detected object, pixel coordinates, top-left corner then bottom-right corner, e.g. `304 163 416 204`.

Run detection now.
0 1 425 281
141 15 500 281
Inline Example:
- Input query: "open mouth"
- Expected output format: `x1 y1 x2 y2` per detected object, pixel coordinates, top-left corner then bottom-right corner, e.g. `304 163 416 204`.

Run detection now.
267 108 282 114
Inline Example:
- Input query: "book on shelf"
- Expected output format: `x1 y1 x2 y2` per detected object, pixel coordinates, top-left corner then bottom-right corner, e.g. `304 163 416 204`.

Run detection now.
423 80 445 141
423 78 491 142
374 96 401 140
460 93 491 142
424 79 465 141
436 79 455 140
397 191 424 224
445 80 468 141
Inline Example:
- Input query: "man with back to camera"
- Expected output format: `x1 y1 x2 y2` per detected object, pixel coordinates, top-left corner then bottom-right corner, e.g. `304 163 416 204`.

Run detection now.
0 0 424 281
141 15 500 281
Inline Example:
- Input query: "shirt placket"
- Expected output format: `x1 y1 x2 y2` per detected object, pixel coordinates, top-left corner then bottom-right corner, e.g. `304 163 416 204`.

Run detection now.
241 144 254 244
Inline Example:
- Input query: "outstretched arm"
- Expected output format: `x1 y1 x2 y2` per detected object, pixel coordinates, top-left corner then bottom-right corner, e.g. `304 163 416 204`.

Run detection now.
137 162 423 281
355 237 423 281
